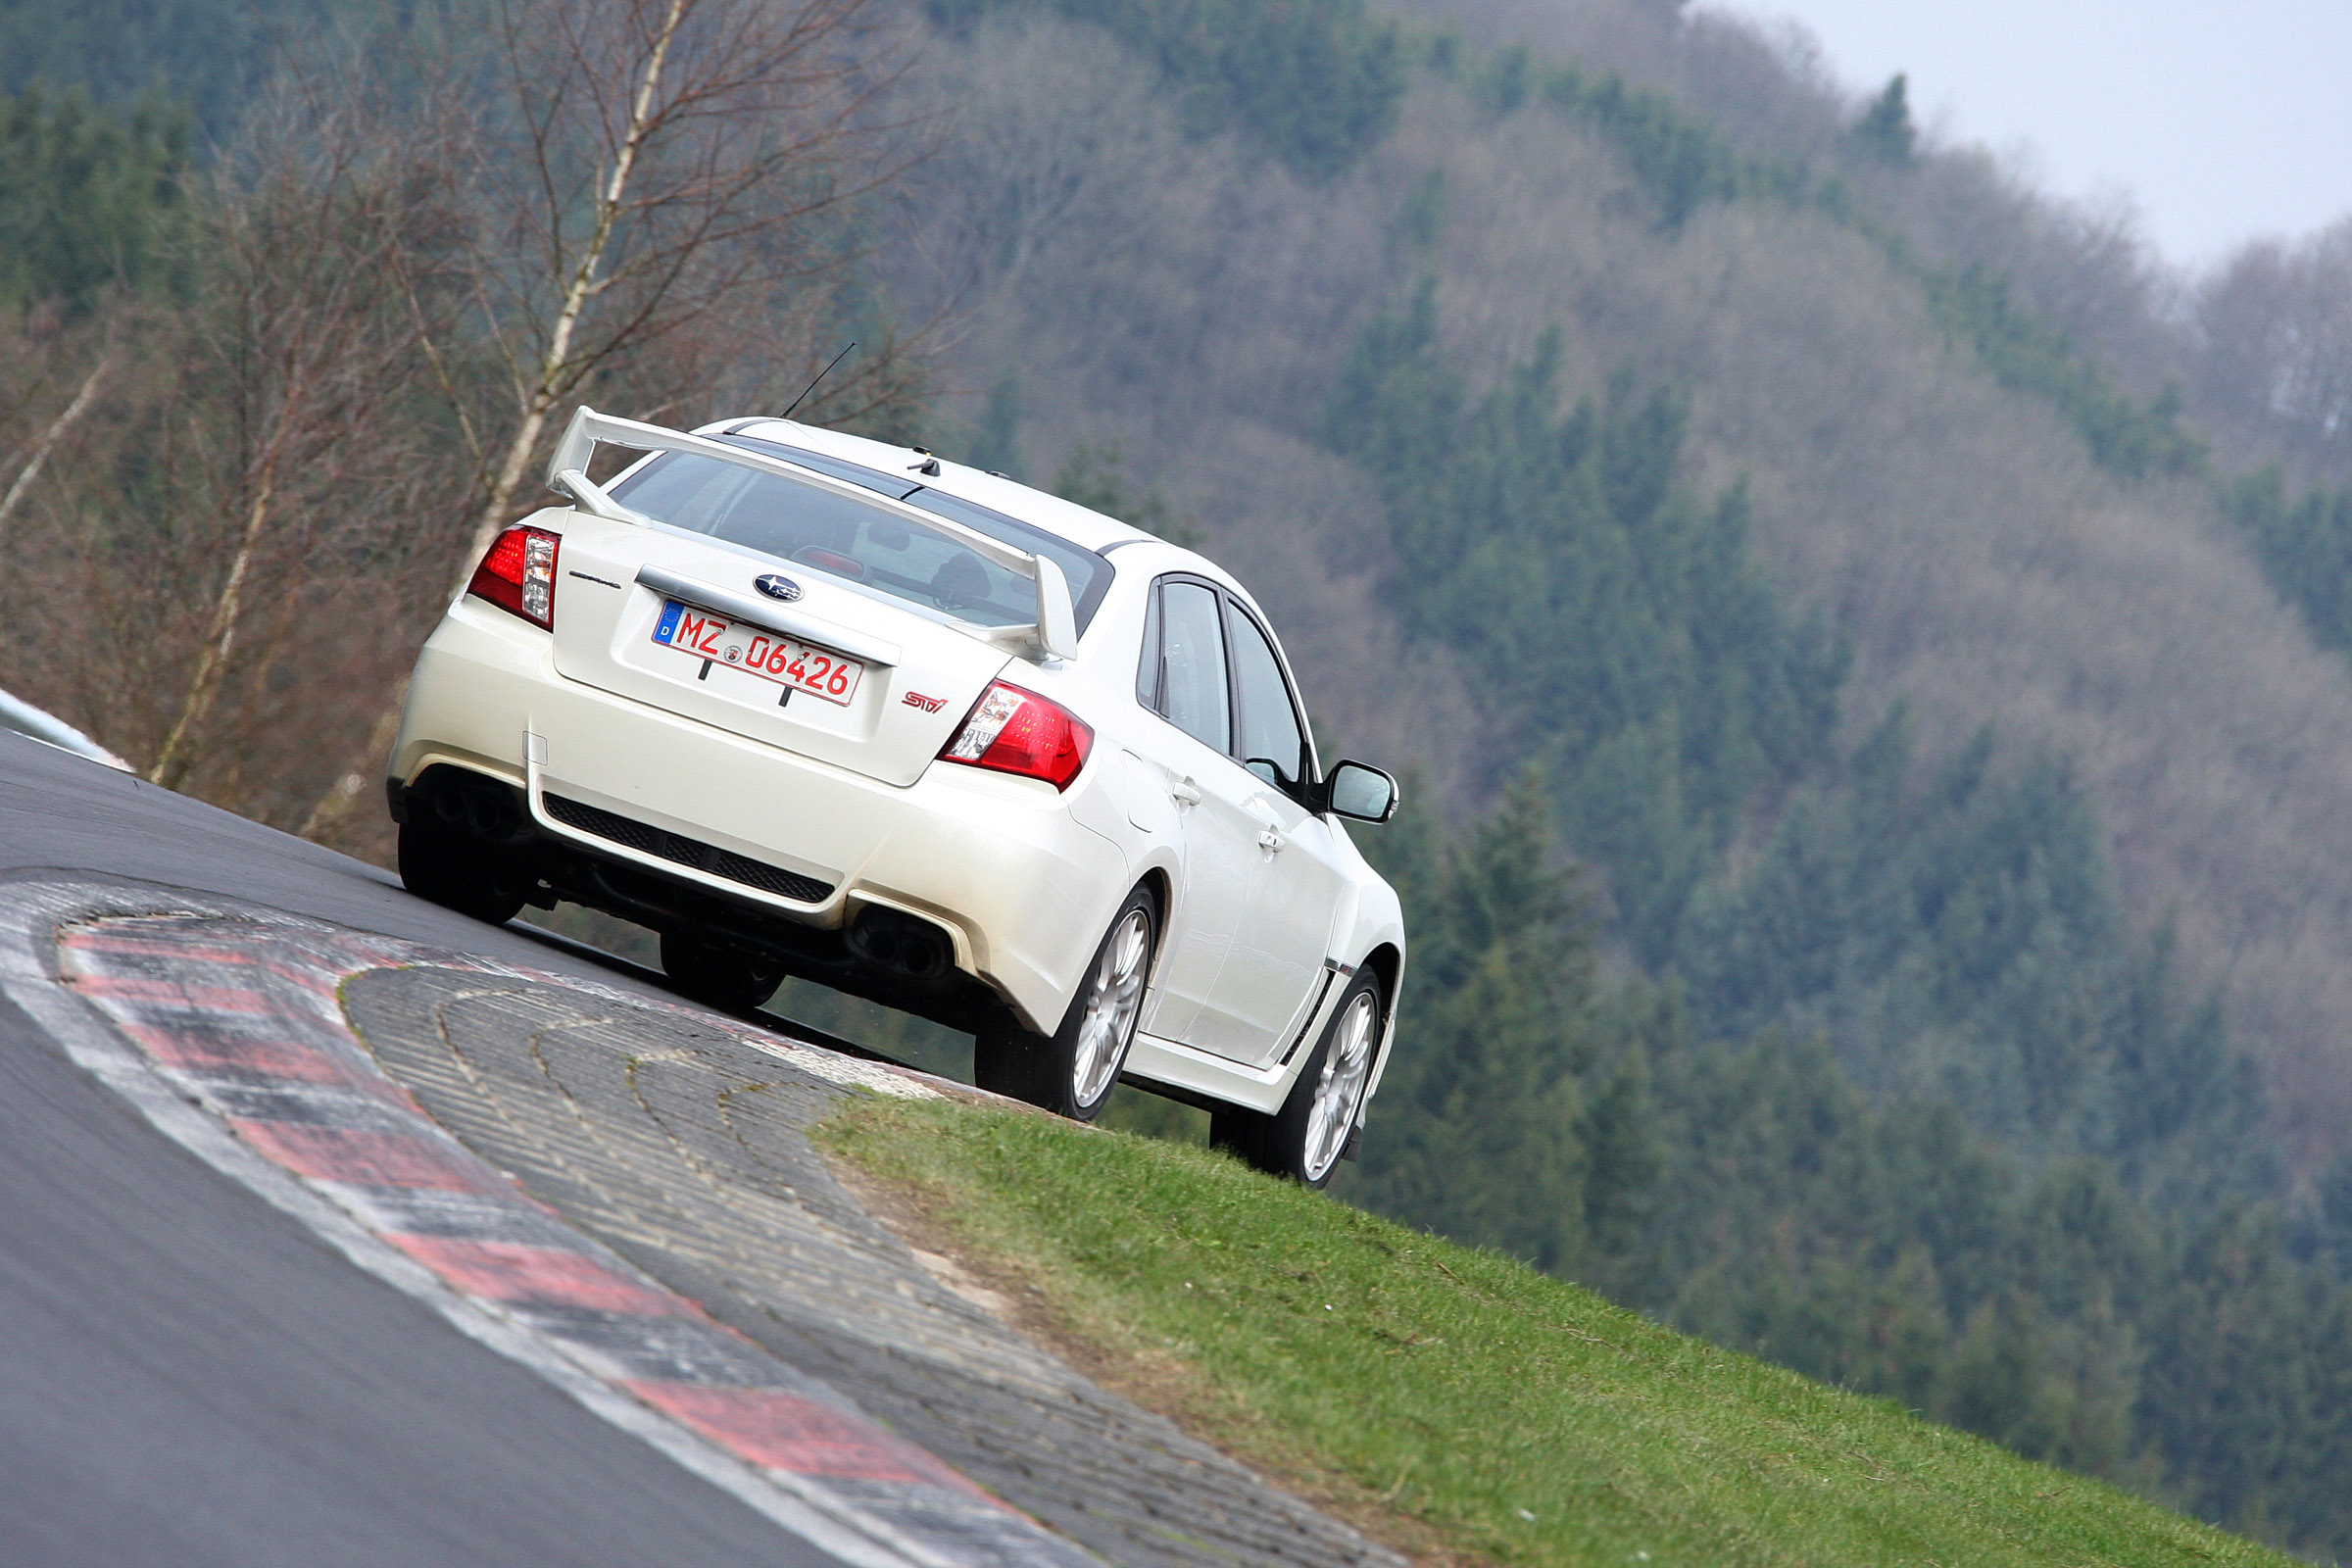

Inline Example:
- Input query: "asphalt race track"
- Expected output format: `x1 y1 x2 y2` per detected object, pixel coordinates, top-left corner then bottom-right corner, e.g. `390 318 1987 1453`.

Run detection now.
0 730 1398 1568
0 731 850 1567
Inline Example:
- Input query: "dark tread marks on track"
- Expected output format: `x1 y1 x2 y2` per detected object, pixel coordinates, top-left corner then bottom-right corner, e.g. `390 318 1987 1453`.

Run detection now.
342 968 1400 1568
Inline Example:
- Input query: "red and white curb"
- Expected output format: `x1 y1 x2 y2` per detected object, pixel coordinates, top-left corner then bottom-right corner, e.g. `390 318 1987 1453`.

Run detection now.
0 882 1100 1568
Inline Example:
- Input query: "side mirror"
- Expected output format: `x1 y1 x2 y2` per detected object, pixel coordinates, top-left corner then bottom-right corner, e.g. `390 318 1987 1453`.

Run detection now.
1321 760 1398 823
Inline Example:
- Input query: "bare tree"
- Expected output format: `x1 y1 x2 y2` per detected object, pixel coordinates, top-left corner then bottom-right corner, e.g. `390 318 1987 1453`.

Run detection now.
0 113 466 822
141 83 466 790
2194 217 2352 481
2268 219 2352 474
459 0 917 564
299 0 923 835
0 344 116 541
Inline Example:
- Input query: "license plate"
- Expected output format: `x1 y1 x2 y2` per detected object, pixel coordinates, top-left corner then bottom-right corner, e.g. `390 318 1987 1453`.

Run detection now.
652 600 864 707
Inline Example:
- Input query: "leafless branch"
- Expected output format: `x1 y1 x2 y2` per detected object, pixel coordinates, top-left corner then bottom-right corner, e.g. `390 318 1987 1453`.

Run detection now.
0 346 117 540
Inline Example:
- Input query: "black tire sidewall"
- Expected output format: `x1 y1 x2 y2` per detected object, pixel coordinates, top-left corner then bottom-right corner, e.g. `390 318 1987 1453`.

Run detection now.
1208 1103 1271 1166
398 819 525 924
970 1019 1042 1102
660 929 784 1012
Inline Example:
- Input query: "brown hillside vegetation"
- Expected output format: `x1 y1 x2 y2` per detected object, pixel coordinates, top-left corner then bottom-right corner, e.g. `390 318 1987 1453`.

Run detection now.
0 0 933 835
1402 0 2352 491
893 9 2352 1175
1412 100 2352 1180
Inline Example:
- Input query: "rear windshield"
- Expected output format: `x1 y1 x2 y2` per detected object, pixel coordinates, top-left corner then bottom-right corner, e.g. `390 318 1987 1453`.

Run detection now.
610 445 1113 633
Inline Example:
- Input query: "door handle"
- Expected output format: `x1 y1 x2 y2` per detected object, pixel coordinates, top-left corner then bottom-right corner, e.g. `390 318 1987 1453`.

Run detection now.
1256 827 1285 853
1170 777 1202 807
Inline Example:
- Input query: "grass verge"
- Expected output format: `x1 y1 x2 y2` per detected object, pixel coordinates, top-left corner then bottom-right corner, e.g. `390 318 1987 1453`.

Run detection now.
815 1094 2292 1568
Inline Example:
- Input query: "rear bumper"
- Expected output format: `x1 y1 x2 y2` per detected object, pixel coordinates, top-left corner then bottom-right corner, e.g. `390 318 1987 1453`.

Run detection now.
391 604 1133 1030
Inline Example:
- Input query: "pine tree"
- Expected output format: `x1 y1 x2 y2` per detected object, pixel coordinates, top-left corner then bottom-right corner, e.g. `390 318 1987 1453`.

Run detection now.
1849 74 1917 168
1344 769 1620 1273
0 86 190 313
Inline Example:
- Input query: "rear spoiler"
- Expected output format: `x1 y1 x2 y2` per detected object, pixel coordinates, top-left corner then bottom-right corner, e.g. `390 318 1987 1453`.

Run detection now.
544 406 1078 662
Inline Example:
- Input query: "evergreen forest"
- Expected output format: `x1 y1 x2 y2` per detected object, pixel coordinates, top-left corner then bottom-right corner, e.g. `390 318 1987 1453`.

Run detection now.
7 0 2352 1553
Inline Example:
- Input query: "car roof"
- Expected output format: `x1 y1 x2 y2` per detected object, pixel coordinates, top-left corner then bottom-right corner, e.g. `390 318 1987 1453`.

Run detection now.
710 418 1162 558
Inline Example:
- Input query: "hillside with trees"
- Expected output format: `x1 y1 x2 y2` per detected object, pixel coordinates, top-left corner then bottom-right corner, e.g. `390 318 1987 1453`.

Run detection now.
6 0 2352 1552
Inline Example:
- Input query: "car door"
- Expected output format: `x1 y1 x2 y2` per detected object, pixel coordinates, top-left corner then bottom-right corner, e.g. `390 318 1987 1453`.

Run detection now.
1126 577 1259 1044
1191 598 1348 1068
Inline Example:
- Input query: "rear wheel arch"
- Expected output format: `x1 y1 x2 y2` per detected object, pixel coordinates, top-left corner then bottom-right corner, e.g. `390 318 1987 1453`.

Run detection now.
975 881 1160 1120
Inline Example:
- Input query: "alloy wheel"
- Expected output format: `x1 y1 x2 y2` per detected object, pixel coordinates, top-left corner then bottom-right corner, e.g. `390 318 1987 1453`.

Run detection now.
1302 989 1377 1182
1071 906 1152 1106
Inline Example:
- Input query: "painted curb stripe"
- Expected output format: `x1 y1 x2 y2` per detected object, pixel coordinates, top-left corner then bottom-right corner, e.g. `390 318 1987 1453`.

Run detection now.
626 1384 994 1494
389 1236 688 1317
22 898 1097 1568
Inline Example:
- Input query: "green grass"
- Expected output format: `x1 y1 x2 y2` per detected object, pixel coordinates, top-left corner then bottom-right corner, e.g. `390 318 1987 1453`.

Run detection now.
816 1096 2292 1568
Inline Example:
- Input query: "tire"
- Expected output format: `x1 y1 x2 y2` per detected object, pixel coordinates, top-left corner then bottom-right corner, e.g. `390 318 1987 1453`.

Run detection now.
398 817 527 925
660 928 786 1013
972 886 1156 1120
1211 971 1382 1189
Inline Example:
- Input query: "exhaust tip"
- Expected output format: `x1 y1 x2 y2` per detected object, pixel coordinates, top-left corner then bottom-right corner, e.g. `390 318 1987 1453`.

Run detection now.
417 769 526 843
846 906 954 985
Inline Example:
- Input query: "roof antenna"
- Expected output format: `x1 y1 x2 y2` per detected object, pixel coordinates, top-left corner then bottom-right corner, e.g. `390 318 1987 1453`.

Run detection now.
781 341 857 421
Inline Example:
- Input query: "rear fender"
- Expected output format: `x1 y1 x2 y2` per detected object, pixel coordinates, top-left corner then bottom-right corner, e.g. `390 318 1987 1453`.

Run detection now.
1125 846 1183 995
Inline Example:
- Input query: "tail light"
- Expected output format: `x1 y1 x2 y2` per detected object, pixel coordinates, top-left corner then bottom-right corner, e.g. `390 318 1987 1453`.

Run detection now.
466 525 561 629
938 682 1093 791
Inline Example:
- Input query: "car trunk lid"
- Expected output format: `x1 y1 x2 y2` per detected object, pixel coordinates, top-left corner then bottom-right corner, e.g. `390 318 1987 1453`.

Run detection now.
550 515 1008 788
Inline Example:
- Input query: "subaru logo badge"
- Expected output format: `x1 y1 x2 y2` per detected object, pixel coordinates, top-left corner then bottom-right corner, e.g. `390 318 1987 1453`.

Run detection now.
754 573 802 603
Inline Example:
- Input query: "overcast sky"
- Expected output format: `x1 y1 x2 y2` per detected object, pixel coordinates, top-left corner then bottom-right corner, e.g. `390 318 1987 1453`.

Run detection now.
1701 0 2352 270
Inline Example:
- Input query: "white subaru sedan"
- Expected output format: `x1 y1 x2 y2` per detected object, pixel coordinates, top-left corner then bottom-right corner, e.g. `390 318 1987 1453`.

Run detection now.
387 409 1405 1185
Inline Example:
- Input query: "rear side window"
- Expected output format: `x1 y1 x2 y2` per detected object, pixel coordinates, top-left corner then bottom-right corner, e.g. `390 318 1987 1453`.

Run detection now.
1135 580 1162 708
1152 581 1230 754
1226 604 1311 790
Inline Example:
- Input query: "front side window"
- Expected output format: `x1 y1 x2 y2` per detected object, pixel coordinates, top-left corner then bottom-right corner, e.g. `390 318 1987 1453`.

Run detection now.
1153 580 1230 754
1226 603 1310 791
